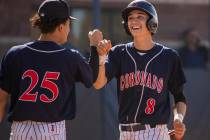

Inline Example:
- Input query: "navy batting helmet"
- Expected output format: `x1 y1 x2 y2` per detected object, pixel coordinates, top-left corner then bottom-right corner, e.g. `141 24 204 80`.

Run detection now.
122 0 158 35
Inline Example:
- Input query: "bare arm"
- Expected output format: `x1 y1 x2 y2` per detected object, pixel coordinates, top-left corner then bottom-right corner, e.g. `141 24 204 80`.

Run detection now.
0 88 9 123
172 102 187 140
174 101 186 119
88 30 111 89
93 64 108 89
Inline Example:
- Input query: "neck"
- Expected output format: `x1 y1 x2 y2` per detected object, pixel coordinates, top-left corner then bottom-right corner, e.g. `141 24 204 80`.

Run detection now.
133 35 153 51
38 33 62 45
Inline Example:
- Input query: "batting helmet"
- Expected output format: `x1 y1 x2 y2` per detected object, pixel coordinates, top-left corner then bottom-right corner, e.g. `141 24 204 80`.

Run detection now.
122 0 158 35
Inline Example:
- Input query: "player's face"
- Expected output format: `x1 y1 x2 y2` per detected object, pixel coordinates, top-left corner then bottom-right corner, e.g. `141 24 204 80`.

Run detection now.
127 10 150 37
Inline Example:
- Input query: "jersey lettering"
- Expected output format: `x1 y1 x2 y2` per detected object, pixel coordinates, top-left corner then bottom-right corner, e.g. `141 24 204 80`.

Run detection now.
120 70 164 93
128 72 135 87
140 71 147 86
19 69 60 103
125 73 130 89
135 71 141 85
146 73 152 88
120 75 125 91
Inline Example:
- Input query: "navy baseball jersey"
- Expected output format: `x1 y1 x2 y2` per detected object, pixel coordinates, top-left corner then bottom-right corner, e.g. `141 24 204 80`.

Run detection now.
0 41 93 122
105 42 186 124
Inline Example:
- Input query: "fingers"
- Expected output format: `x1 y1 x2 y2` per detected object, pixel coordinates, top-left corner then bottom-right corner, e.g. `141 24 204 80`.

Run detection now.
88 29 112 55
88 31 93 38
173 120 186 140
168 129 175 136
88 29 103 46
97 39 112 56
107 40 112 50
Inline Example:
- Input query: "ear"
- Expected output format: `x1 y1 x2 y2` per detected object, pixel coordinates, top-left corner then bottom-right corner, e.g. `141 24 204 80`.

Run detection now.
57 24 64 32
122 21 131 36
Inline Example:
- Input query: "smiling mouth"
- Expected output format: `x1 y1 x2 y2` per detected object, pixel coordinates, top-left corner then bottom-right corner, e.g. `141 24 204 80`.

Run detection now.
131 26 141 32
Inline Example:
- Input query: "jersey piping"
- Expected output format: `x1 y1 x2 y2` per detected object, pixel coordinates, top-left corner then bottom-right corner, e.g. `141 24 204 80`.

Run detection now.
26 46 66 53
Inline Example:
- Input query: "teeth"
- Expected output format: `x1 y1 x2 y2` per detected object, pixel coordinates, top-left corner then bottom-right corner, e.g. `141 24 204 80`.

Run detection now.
132 28 139 30
132 26 140 30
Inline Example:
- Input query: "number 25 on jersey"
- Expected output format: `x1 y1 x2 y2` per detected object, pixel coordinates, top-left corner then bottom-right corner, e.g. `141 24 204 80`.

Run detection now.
19 69 60 103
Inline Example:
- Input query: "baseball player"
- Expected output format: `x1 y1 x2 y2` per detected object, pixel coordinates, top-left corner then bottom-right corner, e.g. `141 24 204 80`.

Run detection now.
89 0 187 140
0 0 93 139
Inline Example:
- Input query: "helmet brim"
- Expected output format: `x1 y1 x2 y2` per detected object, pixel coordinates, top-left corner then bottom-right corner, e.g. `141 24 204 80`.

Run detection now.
69 16 78 20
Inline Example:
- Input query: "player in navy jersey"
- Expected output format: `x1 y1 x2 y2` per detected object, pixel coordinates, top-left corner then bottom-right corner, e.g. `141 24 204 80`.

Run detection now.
89 0 187 140
0 0 93 139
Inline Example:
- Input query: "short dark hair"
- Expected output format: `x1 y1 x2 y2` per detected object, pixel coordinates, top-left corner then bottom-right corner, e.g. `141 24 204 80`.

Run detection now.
30 13 68 34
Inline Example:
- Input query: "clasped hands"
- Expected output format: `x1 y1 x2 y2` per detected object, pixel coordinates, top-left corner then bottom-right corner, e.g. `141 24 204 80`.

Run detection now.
88 29 112 56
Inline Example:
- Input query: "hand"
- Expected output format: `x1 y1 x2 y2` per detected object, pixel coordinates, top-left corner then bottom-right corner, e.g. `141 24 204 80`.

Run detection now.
97 39 112 56
173 120 186 140
88 29 103 46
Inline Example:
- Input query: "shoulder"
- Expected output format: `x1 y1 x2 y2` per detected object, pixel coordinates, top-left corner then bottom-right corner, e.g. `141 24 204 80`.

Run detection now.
66 48 80 54
110 42 132 53
156 43 180 58
4 43 29 58
65 48 86 61
154 43 181 64
1 43 30 66
66 48 82 56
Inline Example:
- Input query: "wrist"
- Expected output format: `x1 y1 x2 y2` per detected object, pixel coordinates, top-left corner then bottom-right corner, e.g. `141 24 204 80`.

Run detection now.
90 41 99 47
99 55 106 66
174 113 184 123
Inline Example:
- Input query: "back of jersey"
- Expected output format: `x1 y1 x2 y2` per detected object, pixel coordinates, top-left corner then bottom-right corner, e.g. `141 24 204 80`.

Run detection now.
1 41 93 122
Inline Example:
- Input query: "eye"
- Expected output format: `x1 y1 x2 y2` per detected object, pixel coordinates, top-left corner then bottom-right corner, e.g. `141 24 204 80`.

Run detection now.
137 15 146 20
128 14 147 21
128 16 134 21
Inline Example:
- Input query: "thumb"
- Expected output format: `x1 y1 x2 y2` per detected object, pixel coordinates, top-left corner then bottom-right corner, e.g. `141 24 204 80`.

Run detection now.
107 40 112 50
88 31 93 38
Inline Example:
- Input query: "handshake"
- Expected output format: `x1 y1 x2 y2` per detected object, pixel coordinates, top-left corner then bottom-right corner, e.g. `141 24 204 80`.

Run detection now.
88 29 112 56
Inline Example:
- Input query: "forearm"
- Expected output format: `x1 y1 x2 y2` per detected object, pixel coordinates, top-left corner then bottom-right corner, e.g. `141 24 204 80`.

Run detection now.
89 47 107 89
173 102 187 122
89 46 100 82
0 102 7 123
0 88 9 123
93 64 107 89
172 102 187 140
88 30 111 89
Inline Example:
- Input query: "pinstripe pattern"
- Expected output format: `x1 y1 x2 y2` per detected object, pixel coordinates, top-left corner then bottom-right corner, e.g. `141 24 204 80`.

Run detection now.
119 124 170 140
10 120 66 140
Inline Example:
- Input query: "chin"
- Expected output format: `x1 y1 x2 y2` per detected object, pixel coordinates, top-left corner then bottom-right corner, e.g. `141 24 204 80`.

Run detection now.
131 33 142 38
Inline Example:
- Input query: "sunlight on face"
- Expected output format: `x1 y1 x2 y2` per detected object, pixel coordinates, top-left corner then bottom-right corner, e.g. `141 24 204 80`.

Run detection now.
127 10 150 37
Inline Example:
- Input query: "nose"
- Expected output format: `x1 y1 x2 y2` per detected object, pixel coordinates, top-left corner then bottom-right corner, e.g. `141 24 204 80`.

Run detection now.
132 17 139 22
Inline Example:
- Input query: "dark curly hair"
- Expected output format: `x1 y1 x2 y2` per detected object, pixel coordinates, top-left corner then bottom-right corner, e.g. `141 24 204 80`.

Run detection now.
30 13 68 34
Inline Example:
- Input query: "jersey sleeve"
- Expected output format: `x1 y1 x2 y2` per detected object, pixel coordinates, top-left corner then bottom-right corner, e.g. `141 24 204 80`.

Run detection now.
105 45 121 82
168 50 186 94
73 51 93 88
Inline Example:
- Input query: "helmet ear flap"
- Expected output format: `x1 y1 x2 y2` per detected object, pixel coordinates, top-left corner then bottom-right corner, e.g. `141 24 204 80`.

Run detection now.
122 21 132 36
147 17 158 34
